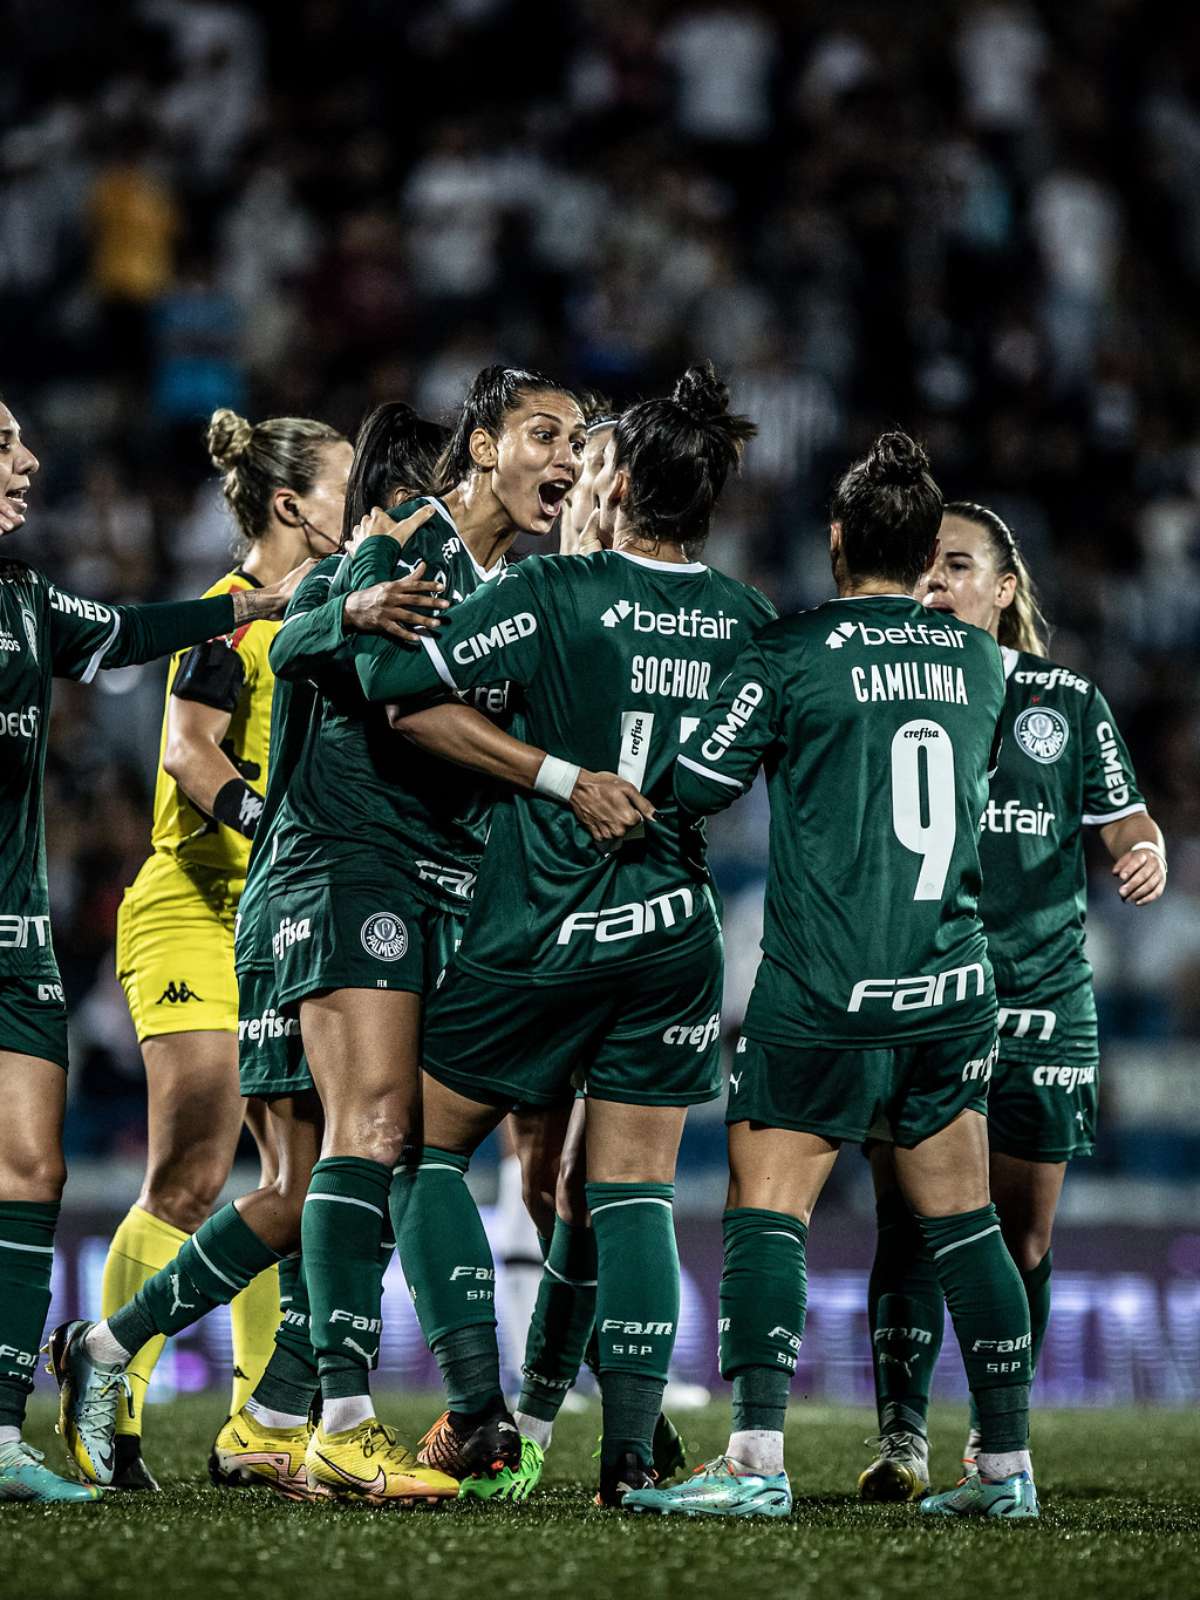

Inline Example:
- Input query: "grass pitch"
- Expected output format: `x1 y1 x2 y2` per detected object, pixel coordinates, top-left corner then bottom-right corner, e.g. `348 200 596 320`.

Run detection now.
6 1397 1196 1600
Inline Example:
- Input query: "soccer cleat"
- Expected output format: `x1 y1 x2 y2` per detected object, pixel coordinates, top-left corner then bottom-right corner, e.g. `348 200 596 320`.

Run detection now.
596 1449 657 1508
416 1409 521 1480
962 1426 982 1477
209 1408 318 1501
622 1454 792 1518
459 1435 544 1502
920 1471 1039 1519
0 1439 102 1504
857 1430 930 1502
45 1319 132 1487
111 1434 160 1492
652 1411 687 1483
305 1419 459 1505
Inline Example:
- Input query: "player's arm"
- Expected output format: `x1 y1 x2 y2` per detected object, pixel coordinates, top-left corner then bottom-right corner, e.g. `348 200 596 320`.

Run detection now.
47 568 311 681
1081 687 1165 907
389 700 654 845
162 633 266 839
674 637 781 817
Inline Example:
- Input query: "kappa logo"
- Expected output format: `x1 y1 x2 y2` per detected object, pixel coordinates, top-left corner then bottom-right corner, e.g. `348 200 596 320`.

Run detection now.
156 980 204 1005
361 913 408 962
1014 705 1069 764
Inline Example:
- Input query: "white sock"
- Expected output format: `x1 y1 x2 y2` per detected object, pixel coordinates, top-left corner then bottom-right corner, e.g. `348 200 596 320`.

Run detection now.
977 1448 1032 1481
322 1395 375 1434
83 1319 131 1367
727 1429 785 1475
0 1425 21 1447
244 1396 307 1431
513 1410 553 1450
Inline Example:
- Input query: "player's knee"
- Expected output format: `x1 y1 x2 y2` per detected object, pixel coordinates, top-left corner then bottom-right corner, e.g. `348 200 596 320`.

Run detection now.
555 1144 588 1225
144 1163 228 1233
0 1148 66 1201
1004 1222 1053 1273
522 1162 557 1238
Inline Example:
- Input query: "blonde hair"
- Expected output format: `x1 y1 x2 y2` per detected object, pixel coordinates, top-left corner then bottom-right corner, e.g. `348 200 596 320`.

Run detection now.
206 408 345 544
944 500 1049 657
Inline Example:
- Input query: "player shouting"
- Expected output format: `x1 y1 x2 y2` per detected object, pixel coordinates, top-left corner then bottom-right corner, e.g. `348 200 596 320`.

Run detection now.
0 395 305 1504
331 363 775 1506
857 502 1165 1502
627 433 1040 1521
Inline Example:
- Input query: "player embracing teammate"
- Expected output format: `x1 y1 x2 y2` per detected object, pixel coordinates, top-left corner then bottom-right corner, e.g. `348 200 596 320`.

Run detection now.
629 433 1040 1520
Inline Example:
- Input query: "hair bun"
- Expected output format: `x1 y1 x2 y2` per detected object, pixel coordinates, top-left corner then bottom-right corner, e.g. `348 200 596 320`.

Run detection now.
207 408 255 471
865 430 930 488
672 361 731 424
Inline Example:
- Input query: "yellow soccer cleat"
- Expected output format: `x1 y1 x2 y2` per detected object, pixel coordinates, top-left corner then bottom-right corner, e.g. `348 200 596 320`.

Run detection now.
305 1419 459 1506
209 1408 323 1502
857 1430 931 1503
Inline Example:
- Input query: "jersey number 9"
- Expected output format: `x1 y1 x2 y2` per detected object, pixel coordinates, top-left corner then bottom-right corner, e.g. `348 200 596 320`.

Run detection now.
890 719 956 901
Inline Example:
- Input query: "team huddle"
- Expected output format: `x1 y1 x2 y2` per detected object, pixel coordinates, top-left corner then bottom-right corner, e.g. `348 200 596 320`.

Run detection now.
0 364 1166 1521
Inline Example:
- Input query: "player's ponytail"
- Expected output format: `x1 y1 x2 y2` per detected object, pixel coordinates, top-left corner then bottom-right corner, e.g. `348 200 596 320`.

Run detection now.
612 361 756 553
434 365 574 492
207 409 345 545
944 501 1049 657
831 430 943 588
343 402 449 543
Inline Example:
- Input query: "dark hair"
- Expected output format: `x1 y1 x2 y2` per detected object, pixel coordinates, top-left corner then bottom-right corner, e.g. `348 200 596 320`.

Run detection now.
207 408 345 544
434 364 574 492
343 402 449 542
830 431 943 588
944 500 1048 655
576 387 616 427
612 362 756 551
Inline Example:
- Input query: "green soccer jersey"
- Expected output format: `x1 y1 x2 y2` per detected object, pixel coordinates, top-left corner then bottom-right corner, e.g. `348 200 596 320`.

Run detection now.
0 558 238 981
980 647 1145 1060
675 595 1006 1047
266 500 517 913
344 539 776 983
235 554 344 971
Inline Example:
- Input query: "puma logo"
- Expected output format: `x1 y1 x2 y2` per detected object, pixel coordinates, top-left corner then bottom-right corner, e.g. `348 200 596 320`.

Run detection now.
729 1072 743 1093
343 1336 378 1364
168 1273 196 1316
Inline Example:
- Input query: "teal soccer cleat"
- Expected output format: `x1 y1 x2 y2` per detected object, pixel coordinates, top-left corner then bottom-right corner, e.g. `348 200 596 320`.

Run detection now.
920 1471 1039 1519
45 1319 131 1487
0 1438 101 1504
623 1454 791 1518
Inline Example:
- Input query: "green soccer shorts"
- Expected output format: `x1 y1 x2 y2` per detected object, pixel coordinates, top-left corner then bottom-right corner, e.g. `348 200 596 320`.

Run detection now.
423 938 724 1111
728 1025 998 1147
984 1045 1098 1162
267 877 464 1010
237 960 309 1099
0 978 70 1071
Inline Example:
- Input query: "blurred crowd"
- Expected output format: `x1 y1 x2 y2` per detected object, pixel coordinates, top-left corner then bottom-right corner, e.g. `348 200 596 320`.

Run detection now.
3 0 1198 1169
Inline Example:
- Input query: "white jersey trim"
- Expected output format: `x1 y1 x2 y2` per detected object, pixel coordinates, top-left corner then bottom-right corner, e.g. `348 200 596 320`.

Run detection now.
827 593 911 603
614 550 707 575
1001 645 1019 679
677 752 743 790
78 611 122 684
1082 802 1147 828
420 633 459 692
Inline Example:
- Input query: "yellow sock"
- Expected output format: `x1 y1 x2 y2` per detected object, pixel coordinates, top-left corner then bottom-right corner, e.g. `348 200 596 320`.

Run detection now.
101 1205 190 1438
229 1262 281 1415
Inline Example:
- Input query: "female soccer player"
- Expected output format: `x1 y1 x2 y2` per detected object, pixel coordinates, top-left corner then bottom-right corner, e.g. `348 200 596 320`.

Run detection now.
0 395 303 1504
628 433 1040 1521
99 407 351 1491
857 502 1166 1502
335 363 774 1506
49 404 451 1503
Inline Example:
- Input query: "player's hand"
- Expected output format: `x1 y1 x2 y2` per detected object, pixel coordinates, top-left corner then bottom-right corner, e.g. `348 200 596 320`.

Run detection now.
569 769 655 843
346 502 434 555
236 559 318 621
0 494 27 536
342 559 448 642
1113 845 1166 906
575 505 606 556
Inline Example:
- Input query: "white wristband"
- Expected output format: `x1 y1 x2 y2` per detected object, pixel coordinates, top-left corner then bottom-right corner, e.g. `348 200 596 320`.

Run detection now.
1133 840 1167 871
534 754 581 802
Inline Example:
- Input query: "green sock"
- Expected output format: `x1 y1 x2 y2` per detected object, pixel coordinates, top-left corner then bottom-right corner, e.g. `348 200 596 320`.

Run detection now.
587 1181 678 1469
868 1189 944 1437
719 1208 807 1434
109 1202 280 1358
303 1157 390 1403
393 1147 504 1417
250 1253 317 1419
918 1204 1031 1454
517 1218 597 1423
967 1249 1053 1434
0 1200 59 1429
